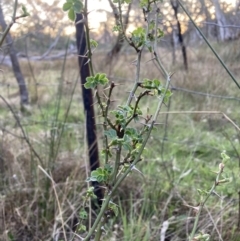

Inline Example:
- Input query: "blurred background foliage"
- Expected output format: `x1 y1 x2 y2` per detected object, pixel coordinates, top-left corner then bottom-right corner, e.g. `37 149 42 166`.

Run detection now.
0 0 240 240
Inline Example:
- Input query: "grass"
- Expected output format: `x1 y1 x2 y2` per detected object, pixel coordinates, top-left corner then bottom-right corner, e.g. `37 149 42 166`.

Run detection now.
0 39 240 240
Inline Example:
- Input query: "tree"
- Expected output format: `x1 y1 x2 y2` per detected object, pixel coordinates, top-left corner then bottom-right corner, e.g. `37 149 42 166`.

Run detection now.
212 0 237 41
171 0 188 71
0 3 29 108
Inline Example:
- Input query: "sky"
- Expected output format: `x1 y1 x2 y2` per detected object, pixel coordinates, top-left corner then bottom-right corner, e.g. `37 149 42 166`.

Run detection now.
7 0 239 35
59 0 112 29
5 0 112 34
87 0 112 31
62 0 238 33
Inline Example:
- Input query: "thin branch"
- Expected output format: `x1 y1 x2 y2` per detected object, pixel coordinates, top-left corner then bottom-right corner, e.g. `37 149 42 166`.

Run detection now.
0 0 18 47
189 162 225 240
177 0 240 89
0 95 44 166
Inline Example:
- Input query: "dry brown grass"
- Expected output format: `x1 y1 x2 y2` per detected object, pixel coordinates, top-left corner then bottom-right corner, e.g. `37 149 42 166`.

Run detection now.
0 136 88 240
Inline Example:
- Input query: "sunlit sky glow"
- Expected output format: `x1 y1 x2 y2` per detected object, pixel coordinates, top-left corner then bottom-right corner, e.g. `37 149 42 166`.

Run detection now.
8 0 239 35
56 0 238 34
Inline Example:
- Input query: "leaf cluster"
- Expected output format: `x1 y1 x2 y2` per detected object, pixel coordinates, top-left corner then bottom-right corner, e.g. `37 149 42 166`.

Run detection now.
87 164 113 183
85 74 170 185
62 0 83 21
84 73 109 89
62 0 172 240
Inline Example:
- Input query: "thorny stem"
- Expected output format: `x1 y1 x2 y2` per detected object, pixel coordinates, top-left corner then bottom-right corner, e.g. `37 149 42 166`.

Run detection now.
84 0 94 76
103 82 115 164
153 2 168 79
189 164 225 240
111 144 122 186
126 10 151 106
94 213 107 241
126 52 141 106
83 1 171 240
83 75 171 241
83 185 113 241
95 86 116 166
125 90 151 127
102 85 121 234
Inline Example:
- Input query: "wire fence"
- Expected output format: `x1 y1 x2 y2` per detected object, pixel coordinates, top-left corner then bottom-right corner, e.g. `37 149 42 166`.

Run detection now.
0 74 239 153
0 25 239 164
0 78 240 101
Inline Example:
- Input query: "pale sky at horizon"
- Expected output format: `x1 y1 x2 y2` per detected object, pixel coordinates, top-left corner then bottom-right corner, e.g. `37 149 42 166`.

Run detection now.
6 0 239 35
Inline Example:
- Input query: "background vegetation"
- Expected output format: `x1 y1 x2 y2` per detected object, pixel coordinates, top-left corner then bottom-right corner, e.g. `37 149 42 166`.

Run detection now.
0 0 240 240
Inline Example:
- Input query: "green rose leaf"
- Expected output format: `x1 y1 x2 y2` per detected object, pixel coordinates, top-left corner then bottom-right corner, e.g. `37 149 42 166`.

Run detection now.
104 129 117 139
73 1 83 13
84 73 109 89
68 8 75 21
63 2 72 11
